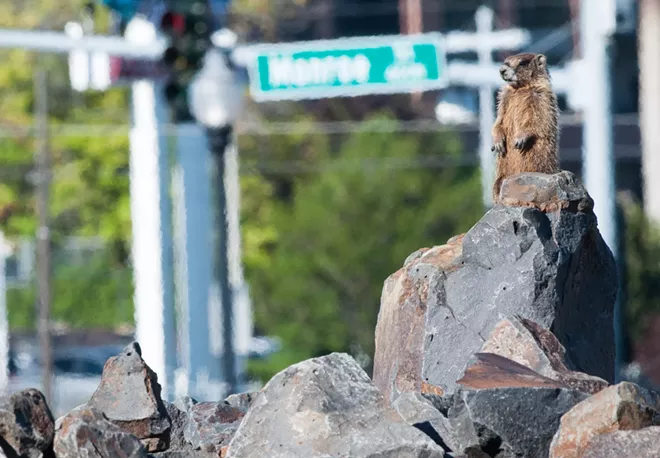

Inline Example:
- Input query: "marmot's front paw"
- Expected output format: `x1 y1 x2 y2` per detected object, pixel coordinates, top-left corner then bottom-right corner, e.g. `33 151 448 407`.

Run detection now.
514 135 533 150
491 135 506 155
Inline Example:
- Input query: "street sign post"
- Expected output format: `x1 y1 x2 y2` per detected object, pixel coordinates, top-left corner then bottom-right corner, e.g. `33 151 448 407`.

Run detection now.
242 33 448 102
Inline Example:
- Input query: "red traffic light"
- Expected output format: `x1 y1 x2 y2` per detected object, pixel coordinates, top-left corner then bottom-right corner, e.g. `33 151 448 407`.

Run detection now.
160 11 186 34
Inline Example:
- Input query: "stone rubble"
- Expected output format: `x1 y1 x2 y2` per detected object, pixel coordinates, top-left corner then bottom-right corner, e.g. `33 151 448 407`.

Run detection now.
1 171 655 458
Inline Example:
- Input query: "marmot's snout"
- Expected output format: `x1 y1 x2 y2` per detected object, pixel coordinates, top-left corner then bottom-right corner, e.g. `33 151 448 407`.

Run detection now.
499 64 515 82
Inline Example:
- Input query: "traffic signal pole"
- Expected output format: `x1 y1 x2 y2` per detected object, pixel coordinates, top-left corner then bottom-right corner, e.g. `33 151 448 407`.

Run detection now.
172 122 214 400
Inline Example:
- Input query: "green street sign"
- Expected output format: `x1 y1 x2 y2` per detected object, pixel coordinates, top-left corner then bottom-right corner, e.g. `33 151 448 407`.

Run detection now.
243 34 448 102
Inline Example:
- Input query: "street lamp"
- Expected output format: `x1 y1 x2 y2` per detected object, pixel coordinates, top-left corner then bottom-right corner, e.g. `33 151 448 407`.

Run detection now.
188 46 246 396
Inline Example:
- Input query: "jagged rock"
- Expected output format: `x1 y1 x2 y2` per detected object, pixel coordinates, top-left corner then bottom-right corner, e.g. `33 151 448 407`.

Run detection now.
87 342 170 452
498 171 594 212
54 406 147 458
373 171 617 403
549 382 660 457
448 353 589 457
457 352 571 390
183 402 245 454
481 317 609 394
392 391 459 453
582 426 660 458
173 396 197 414
0 388 54 458
223 392 257 413
225 353 445 458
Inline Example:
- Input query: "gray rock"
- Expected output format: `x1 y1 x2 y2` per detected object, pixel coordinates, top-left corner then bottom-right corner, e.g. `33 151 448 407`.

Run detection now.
448 385 588 458
0 388 54 458
582 426 660 457
162 401 188 451
87 342 171 452
549 381 660 458
392 392 459 452
183 401 245 454
225 352 445 458
373 171 617 402
223 392 257 413
54 406 147 458
54 404 85 431
172 396 197 414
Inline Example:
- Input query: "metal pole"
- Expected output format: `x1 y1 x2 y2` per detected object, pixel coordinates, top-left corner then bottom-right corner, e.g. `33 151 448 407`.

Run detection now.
580 0 620 379
129 80 177 399
172 123 213 400
224 134 252 392
34 69 53 404
208 125 237 396
475 6 496 209
639 0 660 224
0 232 10 395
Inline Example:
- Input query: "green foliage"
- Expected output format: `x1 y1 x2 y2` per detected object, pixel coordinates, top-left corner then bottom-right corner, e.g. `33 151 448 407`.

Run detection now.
620 193 660 339
241 113 482 381
7 247 134 330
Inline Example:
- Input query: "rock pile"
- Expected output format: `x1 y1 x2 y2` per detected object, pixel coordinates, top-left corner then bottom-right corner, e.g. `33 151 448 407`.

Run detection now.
0 171 658 458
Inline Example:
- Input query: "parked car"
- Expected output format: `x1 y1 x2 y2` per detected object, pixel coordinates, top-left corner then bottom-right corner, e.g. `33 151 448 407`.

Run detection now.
7 344 124 417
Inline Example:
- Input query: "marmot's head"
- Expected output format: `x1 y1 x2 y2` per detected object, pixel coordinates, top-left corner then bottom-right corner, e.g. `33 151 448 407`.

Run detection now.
499 53 549 87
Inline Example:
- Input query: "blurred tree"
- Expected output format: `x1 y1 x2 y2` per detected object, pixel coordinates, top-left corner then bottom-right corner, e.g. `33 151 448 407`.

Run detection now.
619 191 660 340
0 0 131 256
7 247 133 330
243 112 482 381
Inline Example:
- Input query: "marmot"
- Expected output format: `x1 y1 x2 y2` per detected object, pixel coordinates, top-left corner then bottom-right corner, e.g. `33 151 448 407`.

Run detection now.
491 52 560 203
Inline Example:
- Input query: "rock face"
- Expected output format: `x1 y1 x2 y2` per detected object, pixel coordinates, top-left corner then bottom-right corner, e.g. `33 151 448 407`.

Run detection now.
549 382 660 457
0 388 55 458
373 171 617 402
87 342 171 452
582 426 660 458
225 352 445 458
448 386 587 457
54 406 147 458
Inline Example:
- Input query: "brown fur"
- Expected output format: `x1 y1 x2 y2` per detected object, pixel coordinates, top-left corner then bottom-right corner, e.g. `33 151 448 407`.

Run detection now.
491 52 560 203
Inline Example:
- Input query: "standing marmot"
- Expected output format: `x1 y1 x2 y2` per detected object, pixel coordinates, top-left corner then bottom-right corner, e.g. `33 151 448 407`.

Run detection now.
491 52 560 203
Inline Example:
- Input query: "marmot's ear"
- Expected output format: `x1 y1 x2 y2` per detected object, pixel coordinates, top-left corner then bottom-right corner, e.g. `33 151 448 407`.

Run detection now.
536 54 547 67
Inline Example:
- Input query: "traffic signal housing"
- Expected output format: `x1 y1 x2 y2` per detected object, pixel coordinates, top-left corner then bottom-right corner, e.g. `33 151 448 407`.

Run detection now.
160 1 214 121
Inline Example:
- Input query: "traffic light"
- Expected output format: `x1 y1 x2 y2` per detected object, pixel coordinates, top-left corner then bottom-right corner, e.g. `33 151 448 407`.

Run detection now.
159 1 214 121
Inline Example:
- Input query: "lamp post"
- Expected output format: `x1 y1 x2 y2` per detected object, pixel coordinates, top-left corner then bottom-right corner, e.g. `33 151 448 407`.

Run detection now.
188 46 245 396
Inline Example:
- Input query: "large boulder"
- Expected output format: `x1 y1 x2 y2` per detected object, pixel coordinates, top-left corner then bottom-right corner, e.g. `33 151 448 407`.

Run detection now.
373 171 617 402
224 353 445 458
